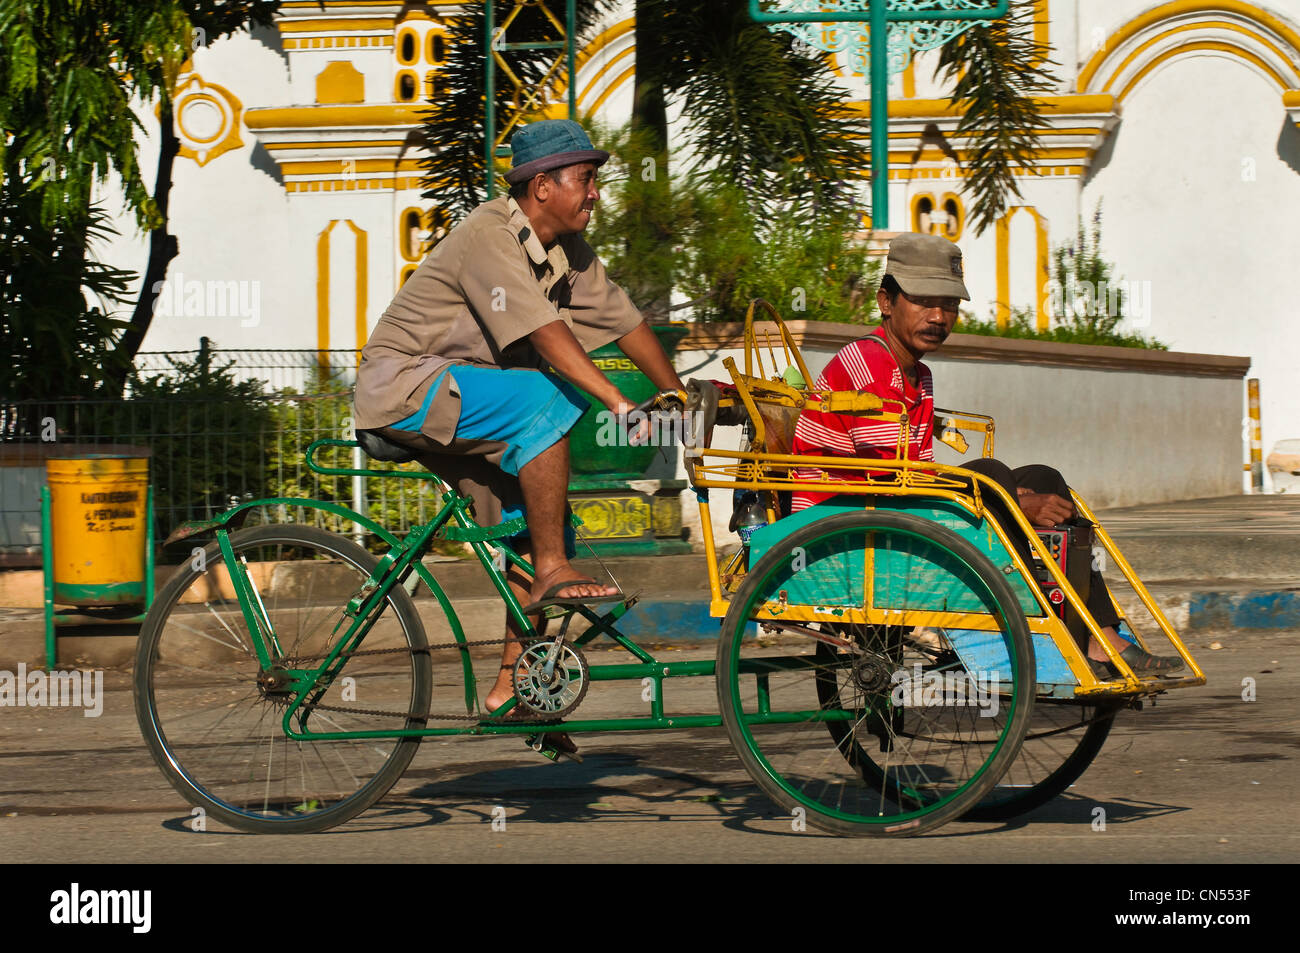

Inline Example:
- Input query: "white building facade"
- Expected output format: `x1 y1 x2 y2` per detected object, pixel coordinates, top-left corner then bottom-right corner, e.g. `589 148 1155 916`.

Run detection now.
102 0 1300 491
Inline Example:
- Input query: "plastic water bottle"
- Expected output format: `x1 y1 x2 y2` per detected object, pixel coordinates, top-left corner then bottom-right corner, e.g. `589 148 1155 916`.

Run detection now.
732 490 769 546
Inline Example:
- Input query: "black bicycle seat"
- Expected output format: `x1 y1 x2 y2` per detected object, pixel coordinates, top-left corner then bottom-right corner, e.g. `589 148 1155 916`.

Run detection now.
355 428 418 463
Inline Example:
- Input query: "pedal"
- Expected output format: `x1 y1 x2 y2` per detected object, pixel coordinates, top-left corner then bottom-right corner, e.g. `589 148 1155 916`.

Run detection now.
525 733 583 764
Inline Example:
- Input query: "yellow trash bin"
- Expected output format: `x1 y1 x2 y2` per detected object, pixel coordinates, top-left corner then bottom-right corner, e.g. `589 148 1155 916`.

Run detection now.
46 446 152 606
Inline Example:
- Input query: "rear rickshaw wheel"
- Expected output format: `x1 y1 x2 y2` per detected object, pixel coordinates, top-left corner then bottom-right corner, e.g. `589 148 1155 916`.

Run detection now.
716 511 1035 836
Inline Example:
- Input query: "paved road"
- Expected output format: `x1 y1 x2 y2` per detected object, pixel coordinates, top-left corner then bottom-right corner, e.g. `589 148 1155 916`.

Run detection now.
1 625 1294 864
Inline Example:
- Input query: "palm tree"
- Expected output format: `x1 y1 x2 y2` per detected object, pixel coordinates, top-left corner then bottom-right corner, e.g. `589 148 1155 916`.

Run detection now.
417 0 1055 314
934 0 1056 234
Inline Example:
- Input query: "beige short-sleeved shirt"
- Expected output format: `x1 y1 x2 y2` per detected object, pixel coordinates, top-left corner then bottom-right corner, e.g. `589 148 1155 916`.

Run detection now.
354 196 643 438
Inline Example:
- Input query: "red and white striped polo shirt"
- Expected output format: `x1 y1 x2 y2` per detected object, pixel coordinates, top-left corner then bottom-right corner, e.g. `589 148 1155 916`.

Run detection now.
790 326 935 511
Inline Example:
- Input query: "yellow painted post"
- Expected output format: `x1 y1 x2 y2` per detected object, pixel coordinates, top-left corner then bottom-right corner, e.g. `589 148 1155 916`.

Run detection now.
995 212 1011 328
1035 214 1050 330
1247 378 1263 492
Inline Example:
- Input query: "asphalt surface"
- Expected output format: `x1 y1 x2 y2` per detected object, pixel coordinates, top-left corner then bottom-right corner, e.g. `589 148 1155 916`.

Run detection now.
1 626 1294 864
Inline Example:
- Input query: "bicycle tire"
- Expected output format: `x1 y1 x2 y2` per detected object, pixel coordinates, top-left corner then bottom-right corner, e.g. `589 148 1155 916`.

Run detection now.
962 699 1118 820
717 510 1035 836
134 524 432 834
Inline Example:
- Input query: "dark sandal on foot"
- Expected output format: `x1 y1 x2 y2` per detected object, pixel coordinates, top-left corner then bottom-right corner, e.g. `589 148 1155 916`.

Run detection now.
1119 644 1184 674
520 580 625 615
1089 658 1118 680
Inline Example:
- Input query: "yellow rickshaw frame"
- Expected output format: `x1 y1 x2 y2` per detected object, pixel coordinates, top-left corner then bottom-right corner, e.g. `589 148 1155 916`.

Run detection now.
685 300 1205 700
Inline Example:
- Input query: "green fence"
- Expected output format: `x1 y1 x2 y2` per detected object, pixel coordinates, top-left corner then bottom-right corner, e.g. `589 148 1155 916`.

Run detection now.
0 348 447 565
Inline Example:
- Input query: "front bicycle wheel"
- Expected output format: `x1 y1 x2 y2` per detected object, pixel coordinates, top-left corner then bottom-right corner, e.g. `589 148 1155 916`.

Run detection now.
717 511 1035 836
134 525 433 833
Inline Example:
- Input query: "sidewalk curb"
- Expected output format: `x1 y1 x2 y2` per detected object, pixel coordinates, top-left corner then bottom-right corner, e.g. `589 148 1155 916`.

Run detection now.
1185 588 1300 630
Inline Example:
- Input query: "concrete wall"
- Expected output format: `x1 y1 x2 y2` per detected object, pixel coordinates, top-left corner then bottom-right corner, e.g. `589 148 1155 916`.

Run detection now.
667 321 1250 553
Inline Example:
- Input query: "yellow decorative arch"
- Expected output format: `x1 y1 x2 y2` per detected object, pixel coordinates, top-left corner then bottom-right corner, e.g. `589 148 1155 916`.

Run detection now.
394 69 419 102
316 220 369 367
995 206 1050 330
1079 1 1300 101
939 191 965 241
911 192 935 233
544 17 636 116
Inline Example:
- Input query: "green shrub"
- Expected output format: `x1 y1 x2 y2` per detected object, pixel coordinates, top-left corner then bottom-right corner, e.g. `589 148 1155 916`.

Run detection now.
682 183 881 324
960 204 1166 350
265 369 458 554
956 307 1168 349
588 122 880 326
114 338 274 529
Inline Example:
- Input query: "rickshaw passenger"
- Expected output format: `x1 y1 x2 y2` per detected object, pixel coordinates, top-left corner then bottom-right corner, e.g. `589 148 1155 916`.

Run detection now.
789 233 1181 677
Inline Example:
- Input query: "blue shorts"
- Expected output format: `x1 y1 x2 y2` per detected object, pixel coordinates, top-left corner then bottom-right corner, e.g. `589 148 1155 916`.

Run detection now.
386 365 587 555
390 365 588 475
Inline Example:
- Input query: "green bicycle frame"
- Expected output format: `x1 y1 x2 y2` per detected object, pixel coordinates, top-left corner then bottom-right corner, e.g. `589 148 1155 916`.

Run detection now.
176 440 864 743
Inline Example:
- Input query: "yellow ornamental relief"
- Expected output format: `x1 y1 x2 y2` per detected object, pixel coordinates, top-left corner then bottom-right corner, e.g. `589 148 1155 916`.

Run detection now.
650 496 681 537
570 497 651 539
170 74 244 166
569 495 683 540
315 61 365 104
591 357 636 372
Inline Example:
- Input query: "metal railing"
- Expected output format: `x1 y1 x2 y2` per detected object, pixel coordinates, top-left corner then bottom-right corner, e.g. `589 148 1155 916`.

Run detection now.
132 347 362 393
1 349 445 563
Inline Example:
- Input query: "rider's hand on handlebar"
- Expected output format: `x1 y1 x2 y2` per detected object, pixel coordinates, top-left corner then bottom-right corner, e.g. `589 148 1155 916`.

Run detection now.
609 398 649 446
618 391 686 447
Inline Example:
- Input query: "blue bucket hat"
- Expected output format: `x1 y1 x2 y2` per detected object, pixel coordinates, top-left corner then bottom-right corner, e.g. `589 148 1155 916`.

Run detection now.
505 119 609 185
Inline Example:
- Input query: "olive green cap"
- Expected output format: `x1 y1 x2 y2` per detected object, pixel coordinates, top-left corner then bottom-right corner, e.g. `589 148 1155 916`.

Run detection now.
885 233 970 300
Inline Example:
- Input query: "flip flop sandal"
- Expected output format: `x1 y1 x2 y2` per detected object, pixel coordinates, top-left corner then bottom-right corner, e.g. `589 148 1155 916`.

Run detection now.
1119 644 1185 674
520 579 625 615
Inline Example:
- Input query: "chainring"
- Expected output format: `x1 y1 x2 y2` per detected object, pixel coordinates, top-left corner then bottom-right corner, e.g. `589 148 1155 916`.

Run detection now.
512 640 590 717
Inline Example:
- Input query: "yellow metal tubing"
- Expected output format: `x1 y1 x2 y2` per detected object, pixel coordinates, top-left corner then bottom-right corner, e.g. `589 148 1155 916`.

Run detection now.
688 295 1201 697
1072 491 1206 685
742 298 814 386
698 495 722 609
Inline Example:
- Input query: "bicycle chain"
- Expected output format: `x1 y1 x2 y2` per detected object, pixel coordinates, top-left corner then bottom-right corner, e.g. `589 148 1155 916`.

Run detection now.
275 636 566 725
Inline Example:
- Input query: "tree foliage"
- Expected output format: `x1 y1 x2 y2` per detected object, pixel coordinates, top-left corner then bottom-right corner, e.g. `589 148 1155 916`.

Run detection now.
0 190 137 402
934 0 1058 235
0 0 193 230
678 183 879 324
0 0 280 402
643 0 870 223
590 125 878 325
